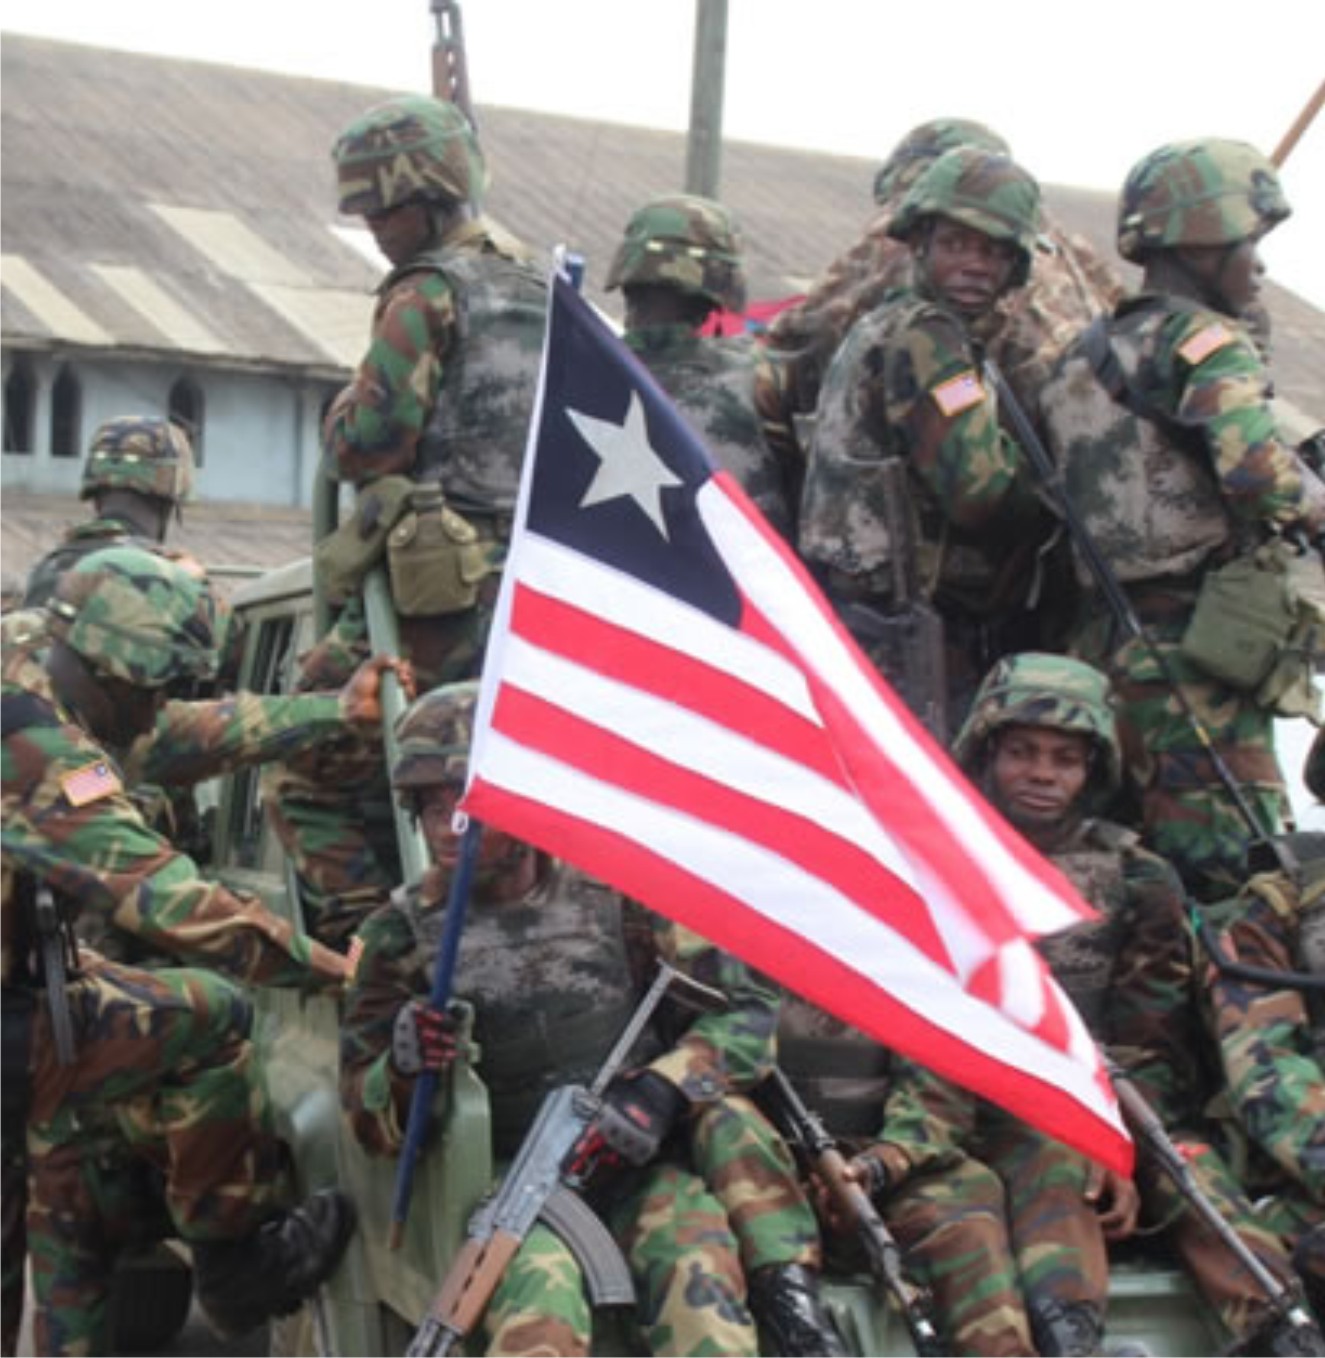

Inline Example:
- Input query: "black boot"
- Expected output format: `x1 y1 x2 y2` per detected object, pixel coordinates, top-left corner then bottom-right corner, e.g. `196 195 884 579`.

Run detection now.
193 1189 356 1338
1027 1298 1105 1356
747 1262 847 1357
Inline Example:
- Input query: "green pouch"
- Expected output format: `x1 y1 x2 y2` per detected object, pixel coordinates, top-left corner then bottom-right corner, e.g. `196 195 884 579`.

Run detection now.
1254 545 1325 721
1179 545 1298 692
313 475 416 606
387 485 490 616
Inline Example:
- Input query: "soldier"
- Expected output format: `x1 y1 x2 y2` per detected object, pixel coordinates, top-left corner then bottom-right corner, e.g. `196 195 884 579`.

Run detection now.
1037 138 1325 902
1200 727 1325 1321
2 547 359 1353
799 145 1055 732
766 118 1123 420
605 193 803 541
264 92 548 941
845 652 1317 1355
340 683 844 1356
21 415 196 610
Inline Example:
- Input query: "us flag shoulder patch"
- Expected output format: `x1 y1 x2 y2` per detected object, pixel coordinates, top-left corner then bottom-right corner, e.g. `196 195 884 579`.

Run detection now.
1178 322 1235 366
932 369 986 418
61 760 122 807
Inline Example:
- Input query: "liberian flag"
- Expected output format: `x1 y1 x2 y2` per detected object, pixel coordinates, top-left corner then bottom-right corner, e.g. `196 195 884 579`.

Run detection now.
463 268 1132 1174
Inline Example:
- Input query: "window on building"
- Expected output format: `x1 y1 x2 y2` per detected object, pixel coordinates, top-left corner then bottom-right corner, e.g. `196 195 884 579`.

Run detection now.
50 364 82 457
168 377 205 466
3 358 36 453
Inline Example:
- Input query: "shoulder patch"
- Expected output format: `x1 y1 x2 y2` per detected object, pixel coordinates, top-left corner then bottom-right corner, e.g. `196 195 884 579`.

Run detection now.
60 760 123 808
1177 322 1236 366
932 369 986 418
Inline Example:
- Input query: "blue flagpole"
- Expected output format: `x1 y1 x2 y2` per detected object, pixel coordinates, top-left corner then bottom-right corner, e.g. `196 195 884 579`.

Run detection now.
388 815 483 1248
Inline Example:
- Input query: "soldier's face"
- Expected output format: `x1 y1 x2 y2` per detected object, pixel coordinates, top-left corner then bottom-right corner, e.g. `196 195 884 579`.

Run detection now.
416 784 519 876
988 725 1090 833
1178 237 1265 318
364 200 434 266
920 218 1017 318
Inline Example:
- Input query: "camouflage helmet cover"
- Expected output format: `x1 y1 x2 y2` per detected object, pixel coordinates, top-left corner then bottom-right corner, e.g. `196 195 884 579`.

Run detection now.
79 416 195 505
888 146 1041 287
46 546 219 689
333 94 488 216
1117 138 1290 263
392 681 480 791
604 194 748 312
952 651 1123 793
873 118 1011 205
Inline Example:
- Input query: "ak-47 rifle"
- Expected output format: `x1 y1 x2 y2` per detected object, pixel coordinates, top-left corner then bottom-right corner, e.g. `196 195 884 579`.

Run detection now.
1109 1064 1320 1349
984 358 1291 878
759 1068 945 1357
431 0 476 130
406 962 726 1358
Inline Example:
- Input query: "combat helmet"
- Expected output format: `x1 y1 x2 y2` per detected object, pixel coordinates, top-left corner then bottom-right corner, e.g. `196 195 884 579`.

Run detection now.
333 94 487 217
79 416 195 505
888 145 1041 287
873 118 1011 205
46 545 219 690
1117 139 1290 263
952 652 1122 796
392 681 480 793
604 194 748 313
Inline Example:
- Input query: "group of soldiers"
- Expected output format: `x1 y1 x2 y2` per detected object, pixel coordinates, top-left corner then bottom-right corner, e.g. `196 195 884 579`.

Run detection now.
2 83 1324 1358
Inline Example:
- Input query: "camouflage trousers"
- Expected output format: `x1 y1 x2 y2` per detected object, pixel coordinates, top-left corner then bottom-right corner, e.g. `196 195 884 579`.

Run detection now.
1083 603 1286 903
483 1161 758 1356
689 1095 821 1274
21 958 290 1356
1142 1137 1303 1345
262 591 495 947
882 1070 1109 1356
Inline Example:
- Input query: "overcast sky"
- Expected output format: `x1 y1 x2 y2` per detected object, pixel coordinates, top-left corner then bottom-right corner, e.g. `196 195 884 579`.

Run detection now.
4 0 1324 305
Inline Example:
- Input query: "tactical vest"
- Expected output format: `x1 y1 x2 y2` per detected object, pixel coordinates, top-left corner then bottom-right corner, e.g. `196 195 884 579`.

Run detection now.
631 331 794 540
400 863 642 1157
1037 820 1137 1035
410 246 548 516
777 992 892 1141
21 519 148 609
1038 301 1233 588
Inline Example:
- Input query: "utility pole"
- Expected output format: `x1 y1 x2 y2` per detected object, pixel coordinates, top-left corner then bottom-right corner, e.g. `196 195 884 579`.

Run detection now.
684 0 727 198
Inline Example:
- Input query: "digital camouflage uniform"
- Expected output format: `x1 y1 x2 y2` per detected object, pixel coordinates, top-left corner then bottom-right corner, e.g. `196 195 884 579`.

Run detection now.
607 194 804 542
1 549 353 1354
766 118 1123 421
800 147 1052 728
340 684 820 1356
265 96 547 942
1037 139 1325 902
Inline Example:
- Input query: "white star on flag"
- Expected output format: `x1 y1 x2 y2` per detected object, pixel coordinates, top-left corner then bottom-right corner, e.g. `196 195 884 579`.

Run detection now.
570 391 682 537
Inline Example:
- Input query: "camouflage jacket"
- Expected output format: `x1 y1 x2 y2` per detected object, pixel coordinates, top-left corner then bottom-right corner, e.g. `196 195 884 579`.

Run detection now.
340 864 780 1159
799 286 1045 617
1 664 348 991
326 216 544 496
22 517 156 609
625 324 803 541
1040 292 1325 587
1202 860 1325 1204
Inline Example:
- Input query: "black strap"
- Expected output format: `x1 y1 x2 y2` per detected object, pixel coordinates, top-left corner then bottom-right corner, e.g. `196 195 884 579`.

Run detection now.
0 691 59 737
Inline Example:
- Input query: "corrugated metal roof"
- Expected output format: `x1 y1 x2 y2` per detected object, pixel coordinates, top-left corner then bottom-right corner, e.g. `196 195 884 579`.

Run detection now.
1 253 112 347
89 263 227 354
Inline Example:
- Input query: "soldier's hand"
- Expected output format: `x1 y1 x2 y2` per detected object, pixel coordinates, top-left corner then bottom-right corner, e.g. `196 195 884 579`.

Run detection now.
390 999 458 1077
589 1069 687 1167
340 654 417 729
1084 1163 1139 1241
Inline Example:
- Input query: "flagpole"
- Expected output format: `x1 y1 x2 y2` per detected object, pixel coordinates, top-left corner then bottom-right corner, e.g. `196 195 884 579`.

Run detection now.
388 815 483 1248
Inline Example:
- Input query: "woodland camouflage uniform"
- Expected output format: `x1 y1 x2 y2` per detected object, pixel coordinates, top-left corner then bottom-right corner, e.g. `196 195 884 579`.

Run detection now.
1 548 353 1353
340 684 827 1356
607 193 804 541
800 147 1053 727
1037 138 1325 902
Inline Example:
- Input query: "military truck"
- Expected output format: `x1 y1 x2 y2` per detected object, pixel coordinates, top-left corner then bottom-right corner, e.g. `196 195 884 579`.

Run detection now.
198 550 1229 1357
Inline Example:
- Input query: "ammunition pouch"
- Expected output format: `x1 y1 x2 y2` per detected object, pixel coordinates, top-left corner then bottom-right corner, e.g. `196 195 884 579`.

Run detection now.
314 474 417 606
387 485 491 617
1180 539 1325 719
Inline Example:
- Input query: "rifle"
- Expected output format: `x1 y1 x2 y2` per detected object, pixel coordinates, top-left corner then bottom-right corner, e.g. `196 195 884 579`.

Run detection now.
34 882 77 1066
430 0 476 130
1108 1064 1320 1347
984 358 1289 877
759 1067 945 1357
406 961 726 1357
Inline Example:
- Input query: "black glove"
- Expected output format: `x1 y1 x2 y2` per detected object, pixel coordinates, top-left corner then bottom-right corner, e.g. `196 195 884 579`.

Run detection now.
850 1149 891 1208
389 999 458 1077
591 1070 687 1167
